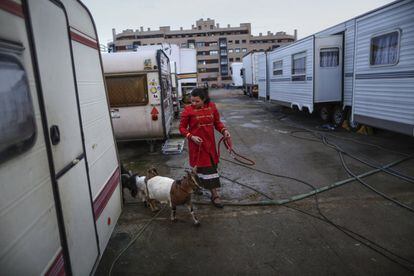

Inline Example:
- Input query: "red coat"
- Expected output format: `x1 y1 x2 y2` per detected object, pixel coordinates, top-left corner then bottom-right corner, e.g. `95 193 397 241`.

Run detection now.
179 102 226 168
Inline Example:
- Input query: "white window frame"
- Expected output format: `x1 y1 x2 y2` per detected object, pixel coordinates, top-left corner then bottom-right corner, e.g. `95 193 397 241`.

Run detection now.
291 51 306 81
369 29 401 67
272 60 283 76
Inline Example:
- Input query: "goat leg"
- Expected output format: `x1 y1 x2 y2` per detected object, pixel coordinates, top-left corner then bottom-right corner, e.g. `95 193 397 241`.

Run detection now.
170 202 177 222
146 197 158 212
186 201 200 226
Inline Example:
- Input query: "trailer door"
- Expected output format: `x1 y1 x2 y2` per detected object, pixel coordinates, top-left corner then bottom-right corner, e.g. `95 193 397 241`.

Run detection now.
28 0 99 274
314 35 343 103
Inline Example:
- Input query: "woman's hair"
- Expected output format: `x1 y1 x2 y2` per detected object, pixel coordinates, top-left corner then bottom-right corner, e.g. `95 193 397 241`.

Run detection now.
191 87 210 104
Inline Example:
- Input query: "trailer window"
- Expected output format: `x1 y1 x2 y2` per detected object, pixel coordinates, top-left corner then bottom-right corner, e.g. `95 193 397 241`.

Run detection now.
273 60 283 75
292 52 306 81
0 53 36 164
370 31 400 66
320 48 339 67
106 75 148 107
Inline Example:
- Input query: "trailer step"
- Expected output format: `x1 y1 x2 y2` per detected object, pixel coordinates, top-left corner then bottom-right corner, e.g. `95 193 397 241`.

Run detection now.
162 138 185 155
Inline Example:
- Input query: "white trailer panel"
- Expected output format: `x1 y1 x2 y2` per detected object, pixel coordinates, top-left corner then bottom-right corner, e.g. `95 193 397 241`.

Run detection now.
315 19 355 108
267 36 314 112
257 53 267 100
353 0 414 135
242 53 253 84
231 62 243 87
178 48 197 98
61 0 121 254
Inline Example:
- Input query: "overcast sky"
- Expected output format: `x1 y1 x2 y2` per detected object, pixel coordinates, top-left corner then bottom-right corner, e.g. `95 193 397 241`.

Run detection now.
82 0 393 45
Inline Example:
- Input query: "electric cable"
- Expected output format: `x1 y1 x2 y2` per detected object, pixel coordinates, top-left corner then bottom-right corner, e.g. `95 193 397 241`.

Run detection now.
281 120 414 184
214 162 414 272
329 139 414 213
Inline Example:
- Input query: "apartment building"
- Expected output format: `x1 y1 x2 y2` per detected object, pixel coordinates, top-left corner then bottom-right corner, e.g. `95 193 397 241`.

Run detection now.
110 18 296 86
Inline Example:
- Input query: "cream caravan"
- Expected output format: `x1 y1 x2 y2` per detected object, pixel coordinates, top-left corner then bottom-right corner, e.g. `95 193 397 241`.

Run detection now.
0 0 121 275
102 50 174 142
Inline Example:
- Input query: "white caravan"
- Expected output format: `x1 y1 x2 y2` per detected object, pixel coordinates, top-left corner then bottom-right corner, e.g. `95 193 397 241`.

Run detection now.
263 0 413 135
242 51 262 97
352 0 414 136
267 34 344 122
230 62 243 88
102 50 174 142
178 48 197 102
0 0 121 275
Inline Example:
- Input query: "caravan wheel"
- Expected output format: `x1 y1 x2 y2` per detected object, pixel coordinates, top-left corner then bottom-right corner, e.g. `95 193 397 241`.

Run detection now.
319 106 331 122
332 105 345 126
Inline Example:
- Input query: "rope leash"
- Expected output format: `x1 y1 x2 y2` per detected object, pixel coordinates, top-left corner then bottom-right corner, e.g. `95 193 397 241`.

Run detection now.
218 136 255 166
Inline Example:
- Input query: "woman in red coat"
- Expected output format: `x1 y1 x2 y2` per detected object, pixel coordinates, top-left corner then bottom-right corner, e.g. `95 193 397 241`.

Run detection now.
179 88 230 208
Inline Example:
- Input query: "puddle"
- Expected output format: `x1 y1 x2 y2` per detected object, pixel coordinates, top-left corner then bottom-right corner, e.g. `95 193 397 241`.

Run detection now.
241 123 259 128
228 115 245 119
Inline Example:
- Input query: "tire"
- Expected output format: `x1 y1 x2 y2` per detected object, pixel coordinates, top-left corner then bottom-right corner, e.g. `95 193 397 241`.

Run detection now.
332 105 345 126
319 106 331 122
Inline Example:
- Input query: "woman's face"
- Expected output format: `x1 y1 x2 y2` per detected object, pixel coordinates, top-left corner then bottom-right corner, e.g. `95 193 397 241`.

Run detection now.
191 96 204 109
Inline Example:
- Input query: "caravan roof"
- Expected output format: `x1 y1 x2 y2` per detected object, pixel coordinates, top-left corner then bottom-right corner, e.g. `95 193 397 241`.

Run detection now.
102 50 165 73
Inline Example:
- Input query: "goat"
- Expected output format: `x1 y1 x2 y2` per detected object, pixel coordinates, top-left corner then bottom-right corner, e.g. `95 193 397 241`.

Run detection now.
145 168 202 226
121 164 146 202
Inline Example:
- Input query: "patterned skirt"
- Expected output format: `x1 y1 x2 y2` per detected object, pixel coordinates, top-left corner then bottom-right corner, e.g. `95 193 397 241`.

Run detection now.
196 165 221 190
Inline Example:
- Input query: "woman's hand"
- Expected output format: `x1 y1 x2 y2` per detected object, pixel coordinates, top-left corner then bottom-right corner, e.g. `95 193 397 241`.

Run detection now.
223 130 231 138
191 135 203 145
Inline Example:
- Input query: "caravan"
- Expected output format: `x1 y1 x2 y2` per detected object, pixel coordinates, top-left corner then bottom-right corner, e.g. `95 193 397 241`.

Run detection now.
264 0 413 134
266 33 346 123
230 62 243 88
102 50 174 142
178 48 197 103
0 0 121 275
352 0 414 136
242 51 262 97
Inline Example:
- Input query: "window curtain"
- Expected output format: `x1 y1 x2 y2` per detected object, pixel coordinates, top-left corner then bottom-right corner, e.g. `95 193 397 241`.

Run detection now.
372 32 398 65
320 48 339 67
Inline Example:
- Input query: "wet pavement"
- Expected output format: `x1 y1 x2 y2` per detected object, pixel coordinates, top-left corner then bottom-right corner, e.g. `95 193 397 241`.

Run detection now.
95 89 414 275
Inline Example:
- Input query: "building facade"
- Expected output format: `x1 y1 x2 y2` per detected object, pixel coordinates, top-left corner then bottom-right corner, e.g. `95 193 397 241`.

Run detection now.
110 18 296 86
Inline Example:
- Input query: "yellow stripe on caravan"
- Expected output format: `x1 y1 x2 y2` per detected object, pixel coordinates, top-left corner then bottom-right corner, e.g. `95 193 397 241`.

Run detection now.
177 73 197 80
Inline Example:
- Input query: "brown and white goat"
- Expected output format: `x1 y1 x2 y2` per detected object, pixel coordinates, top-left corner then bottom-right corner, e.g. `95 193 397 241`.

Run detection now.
145 168 202 226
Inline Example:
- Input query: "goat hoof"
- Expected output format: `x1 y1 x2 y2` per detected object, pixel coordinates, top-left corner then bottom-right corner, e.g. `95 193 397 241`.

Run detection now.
171 218 177 223
193 221 201 227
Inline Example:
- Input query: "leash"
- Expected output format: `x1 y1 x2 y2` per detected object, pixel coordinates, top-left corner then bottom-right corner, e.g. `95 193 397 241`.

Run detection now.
217 136 256 166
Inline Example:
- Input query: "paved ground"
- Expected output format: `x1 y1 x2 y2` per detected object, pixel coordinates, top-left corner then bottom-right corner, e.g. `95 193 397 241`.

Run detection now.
96 89 414 276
